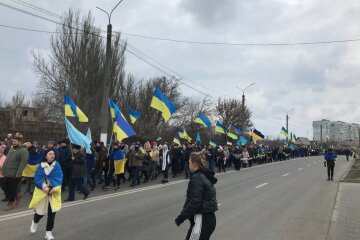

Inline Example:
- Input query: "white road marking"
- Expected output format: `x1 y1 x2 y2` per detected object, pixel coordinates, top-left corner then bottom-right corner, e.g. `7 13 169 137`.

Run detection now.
307 164 311 166
282 173 290 177
255 183 268 189
218 204 222 206
298 168 303 171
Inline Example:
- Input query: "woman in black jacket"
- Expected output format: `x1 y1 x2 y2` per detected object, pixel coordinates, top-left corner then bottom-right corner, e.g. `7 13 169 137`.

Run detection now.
175 151 218 240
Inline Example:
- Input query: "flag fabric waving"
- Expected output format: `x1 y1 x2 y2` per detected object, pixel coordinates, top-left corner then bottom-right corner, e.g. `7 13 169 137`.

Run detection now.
65 118 91 154
150 87 177 122
86 127 92 141
227 125 242 140
209 141 217 147
196 132 202 144
280 127 289 138
251 129 265 140
194 114 212 127
109 99 121 119
237 136 248 146
173 133 181 145
113 111 136 142
127 105 141 124
215 121 226 134
64 95 88 122
179 127 192 142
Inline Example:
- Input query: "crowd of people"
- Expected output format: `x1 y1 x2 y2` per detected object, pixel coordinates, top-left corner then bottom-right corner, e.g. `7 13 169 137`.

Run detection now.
0 132 358 239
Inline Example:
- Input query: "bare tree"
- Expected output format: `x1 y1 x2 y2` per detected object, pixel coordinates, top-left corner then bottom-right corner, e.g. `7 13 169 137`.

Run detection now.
33 10 126 136
215 98 253 132
11 90 30 107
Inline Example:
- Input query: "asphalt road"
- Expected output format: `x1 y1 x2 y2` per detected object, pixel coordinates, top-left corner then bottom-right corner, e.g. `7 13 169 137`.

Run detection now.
0 156 350 240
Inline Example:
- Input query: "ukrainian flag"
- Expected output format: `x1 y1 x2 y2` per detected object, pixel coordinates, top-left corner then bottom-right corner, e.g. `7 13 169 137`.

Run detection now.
173 133 181 145
280 127 289 138
292 133 297 143
150 87 177 122
251 129 265 140
179 127 192 142
194 114 212 127
127 105 141 124
215 121 226 134
64 95 88 122
237 136 248 146
113 111 136 142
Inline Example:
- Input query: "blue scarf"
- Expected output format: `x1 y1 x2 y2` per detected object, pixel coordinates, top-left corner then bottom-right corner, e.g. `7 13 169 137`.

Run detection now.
34 161 63 189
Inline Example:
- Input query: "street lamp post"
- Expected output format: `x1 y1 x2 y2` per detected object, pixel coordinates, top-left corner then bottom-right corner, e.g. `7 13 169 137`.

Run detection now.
97 0 124 144
236 82 255 132
285 108 295 141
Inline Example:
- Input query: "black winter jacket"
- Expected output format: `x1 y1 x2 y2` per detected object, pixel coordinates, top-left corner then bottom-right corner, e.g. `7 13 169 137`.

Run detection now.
175 169 218 225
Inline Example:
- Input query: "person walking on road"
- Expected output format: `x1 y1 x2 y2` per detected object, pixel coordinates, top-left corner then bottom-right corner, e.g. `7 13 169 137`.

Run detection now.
66 144 89 201
324 148 337 181
2 135 29 211
29 149 63 240
175 151 218 240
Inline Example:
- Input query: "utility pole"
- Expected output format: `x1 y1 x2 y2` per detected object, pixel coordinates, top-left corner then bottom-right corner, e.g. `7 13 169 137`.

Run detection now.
285 108 295 141
97 0 124 144
236 82 255 133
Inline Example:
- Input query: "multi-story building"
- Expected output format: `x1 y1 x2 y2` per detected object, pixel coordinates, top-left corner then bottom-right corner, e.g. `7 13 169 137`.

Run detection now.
313 119 360 143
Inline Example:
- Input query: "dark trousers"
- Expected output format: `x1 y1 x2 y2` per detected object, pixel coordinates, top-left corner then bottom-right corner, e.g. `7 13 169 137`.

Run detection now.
1 177 21 202
172 160 180 176
186 213 216 240
218 161 226 173
105 166 115 187
33 203 56 231
163 168 169 180
68 177 89 200
60 163 71 190
131 166 141 185
327 162 335 179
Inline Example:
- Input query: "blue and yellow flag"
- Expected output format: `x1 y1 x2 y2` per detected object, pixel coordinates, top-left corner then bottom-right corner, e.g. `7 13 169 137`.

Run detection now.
109 99 121 119
179 127 192 142
251 129 265 140
194 114 212 127
291 133 297 143
113 111 136 142
64 95 88 122
127 105 141 124
173 132 181 145
280 127 289 138
65 117 91 154
215 121 226 134
150 87 177 122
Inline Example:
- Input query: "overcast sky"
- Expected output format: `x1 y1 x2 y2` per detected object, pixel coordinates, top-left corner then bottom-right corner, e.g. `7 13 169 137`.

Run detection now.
1 0 360 140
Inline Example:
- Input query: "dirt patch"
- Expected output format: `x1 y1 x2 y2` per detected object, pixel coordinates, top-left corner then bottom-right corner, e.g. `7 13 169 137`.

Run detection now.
342 159 360 183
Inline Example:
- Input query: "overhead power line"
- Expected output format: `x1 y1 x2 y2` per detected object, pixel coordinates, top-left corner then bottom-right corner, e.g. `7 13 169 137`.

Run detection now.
0 1 296 126
121 32 360 46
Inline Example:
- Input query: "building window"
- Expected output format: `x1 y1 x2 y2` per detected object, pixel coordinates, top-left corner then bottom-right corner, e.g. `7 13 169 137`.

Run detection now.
23 110 28 116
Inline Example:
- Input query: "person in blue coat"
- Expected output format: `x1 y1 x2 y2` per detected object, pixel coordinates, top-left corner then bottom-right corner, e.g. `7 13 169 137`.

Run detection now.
324 148 337 181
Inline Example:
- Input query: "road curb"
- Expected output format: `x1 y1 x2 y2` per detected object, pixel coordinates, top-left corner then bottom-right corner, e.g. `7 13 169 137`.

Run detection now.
326 159 353 240
340 158 355 182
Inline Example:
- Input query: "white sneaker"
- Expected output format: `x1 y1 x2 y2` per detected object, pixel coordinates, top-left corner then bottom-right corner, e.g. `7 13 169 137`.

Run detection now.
30 220 38 233
45 231 54 240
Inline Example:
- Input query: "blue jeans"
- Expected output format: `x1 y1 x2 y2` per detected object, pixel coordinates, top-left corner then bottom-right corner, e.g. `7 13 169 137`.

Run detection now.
208 159 215 172
131 166 141 185
68 178 89 200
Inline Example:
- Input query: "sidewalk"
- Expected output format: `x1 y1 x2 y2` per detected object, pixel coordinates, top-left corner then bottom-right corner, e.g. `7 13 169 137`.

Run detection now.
327 159 360 240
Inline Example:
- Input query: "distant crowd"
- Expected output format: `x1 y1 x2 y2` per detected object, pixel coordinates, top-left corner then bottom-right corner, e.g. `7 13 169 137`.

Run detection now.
0 132 358 211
